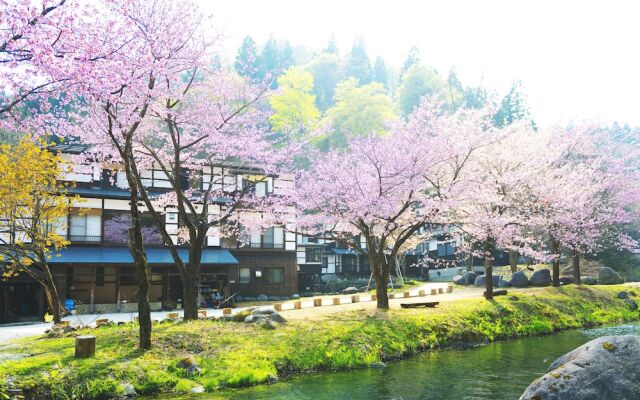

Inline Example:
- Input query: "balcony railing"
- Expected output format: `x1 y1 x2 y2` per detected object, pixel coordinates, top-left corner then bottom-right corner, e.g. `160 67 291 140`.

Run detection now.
242 242 285 249
68 235 102 243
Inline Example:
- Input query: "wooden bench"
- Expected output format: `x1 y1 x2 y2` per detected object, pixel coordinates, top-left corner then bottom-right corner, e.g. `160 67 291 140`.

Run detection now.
400 301 439 309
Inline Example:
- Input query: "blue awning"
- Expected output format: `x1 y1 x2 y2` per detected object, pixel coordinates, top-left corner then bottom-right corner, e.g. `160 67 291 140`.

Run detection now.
48 246 238 265
330 248 359 255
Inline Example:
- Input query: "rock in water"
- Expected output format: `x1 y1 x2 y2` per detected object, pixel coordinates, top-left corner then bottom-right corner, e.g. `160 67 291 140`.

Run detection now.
509 271 529 288
530 269 551 286
120 383 137 398
520 335 640 400
598 267 623 284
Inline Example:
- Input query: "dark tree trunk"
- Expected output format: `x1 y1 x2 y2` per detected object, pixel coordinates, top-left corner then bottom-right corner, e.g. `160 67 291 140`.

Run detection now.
374 268 389 309
44 283 63 324
33 255 65 324
125 155 152 350
182 268 199 320
551 237 561 287
572 251 581 285
509 250 518 273
484 239 495 300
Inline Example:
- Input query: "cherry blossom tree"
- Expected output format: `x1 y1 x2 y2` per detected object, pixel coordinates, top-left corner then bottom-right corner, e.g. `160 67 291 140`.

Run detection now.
295 99 496 308
116 71 293 321
524 125 640 285
52 0 210 349
451 125 540 299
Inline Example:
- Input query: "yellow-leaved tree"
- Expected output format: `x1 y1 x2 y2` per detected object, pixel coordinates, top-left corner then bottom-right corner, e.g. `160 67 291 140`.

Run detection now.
0 139 71 324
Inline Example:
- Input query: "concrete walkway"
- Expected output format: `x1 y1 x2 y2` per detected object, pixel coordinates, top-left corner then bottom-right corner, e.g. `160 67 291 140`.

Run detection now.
0 306 250 342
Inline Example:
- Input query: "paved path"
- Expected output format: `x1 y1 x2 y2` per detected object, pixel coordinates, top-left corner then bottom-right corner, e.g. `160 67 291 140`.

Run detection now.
0 281 534 342
0 307 245 343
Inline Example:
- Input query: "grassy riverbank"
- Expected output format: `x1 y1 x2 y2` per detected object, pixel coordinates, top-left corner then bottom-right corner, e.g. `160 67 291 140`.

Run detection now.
1 285 638 399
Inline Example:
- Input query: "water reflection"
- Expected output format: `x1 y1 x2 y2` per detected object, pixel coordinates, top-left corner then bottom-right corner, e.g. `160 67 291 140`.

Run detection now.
154 323 640 400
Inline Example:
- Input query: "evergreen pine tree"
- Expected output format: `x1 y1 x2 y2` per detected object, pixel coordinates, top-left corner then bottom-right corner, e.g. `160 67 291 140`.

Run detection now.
345 38 371 84
234 36 260 80
325 33 339 54
372 56 389 88
261 36 280 87
401 46 421 75
280 41 294 70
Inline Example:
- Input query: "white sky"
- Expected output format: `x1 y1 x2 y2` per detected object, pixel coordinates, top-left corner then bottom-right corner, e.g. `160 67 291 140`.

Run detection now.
203 0 640 127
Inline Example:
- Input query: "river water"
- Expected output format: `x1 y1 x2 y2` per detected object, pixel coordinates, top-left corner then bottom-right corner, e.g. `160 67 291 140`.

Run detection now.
157 323 640 400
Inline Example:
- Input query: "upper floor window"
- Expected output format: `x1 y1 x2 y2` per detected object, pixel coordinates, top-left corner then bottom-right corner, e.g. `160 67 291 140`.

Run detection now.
437 242 456 257
239 226 284 249
305 247 322 263
239 175 273 198
69 214 102 243
140 165 172 189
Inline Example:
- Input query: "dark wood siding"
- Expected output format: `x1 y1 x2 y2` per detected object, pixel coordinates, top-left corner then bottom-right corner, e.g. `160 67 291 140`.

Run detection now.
230 250 297 297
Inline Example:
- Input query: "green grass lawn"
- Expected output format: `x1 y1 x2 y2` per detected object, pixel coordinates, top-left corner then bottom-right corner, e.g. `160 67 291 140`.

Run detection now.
1 285 638 399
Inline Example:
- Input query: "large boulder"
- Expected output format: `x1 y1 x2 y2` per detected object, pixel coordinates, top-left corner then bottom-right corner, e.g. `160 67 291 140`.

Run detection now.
559 276 574 285
474 274 500 287
623 298 638 311
341 287 359 295
581 276 597 285
530 269 551 286
520 335 640 400
617 291 630 299
497 276 510 288
453 271 476 285
251 306 275 315
598 267 623 285
509 271 529 288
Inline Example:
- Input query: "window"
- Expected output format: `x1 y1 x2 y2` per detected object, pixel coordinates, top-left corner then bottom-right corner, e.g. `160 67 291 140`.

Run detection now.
103 211 162 245
96 267 105 286
263 228 274 248
239 268 251 284
69 214 101 242
120 269 137 286
264 268 284 284
306 247 322 263
342 256 357 273
437 242 456 257
141 164 172 188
